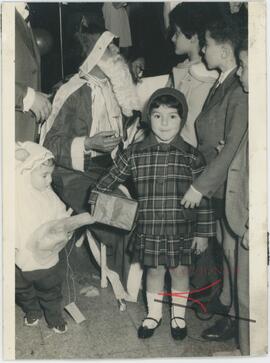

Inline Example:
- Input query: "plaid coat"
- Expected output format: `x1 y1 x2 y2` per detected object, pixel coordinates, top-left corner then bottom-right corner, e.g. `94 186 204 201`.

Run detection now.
90 133 216 267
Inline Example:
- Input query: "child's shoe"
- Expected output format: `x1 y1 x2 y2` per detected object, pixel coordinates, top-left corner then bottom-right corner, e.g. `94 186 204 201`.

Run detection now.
138 317 162 339
24 312 40 326
51 321 68 334
170 317 187 340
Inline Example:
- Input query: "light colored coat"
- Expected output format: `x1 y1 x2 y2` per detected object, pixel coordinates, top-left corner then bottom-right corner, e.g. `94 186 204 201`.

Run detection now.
172 61 218 147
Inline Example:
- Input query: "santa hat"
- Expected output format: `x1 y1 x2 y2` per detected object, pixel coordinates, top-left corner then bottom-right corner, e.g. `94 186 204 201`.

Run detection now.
79 31 116 75
75 14 118 75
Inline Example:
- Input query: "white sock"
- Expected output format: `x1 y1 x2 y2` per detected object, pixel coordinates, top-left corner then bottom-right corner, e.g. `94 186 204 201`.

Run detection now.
142 291 163 328
171 289 188 328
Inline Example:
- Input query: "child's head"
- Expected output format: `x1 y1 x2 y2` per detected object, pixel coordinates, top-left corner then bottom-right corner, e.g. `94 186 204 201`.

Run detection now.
30 158 55 192
202 17 241 70
144 88 188 143
236 36 248 93
16 142 55 192
170 3 207 57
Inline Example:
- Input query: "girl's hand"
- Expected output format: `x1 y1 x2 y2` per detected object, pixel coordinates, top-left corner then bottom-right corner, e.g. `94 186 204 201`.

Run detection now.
191 237 208 255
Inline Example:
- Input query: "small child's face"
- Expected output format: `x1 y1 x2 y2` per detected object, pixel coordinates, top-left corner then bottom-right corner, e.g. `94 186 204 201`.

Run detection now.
31 164 54 191
236 50 248 93
202 31 223 70
171 26 193 56
150 105 181 143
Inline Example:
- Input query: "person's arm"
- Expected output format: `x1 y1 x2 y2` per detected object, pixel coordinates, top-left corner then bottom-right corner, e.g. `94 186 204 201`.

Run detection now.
182 87 248 207
15 82 52 122
89 148 132 205
15 82 28 111
193 87 248 197
43 92 80 170
188 151 216 254
44 88 121 172
191 152 216 238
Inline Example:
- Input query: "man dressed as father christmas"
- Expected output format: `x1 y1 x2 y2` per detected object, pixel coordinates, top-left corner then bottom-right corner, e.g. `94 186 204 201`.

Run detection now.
41 15 142 308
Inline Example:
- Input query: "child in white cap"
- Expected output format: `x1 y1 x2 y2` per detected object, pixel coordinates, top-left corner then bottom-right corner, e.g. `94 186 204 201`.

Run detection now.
15 142 94 333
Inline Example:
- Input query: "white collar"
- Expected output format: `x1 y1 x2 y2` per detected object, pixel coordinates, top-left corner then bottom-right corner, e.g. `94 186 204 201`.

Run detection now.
218 66 237 85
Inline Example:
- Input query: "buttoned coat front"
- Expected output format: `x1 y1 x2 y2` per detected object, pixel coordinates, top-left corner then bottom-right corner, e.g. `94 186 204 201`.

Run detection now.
193 69 248 200
92 133 216 267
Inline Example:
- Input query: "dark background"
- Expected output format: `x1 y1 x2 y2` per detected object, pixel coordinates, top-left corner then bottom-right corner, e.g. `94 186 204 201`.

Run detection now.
27 2 233 93
28 2 180 93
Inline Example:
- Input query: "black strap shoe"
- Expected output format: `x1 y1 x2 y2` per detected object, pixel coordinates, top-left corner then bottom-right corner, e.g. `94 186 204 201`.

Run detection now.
170 317 187 340
137 317 161 339
201 317 236 341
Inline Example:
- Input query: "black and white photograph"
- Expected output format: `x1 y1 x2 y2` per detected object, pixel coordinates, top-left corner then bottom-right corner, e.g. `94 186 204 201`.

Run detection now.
1 0 268 359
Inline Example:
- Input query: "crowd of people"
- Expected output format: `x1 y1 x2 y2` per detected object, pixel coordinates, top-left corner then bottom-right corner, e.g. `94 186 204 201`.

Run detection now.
15 1 249 356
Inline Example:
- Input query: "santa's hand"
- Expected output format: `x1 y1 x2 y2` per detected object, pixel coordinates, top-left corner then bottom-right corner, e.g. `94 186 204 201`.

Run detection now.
191 237 208 255
181 186 203 208
84 131 122 153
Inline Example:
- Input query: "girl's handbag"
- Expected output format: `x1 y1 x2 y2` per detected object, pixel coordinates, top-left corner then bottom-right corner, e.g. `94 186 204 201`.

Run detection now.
90 191 138 231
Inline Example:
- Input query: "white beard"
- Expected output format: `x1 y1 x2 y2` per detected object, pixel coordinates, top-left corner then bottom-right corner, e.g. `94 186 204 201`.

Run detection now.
97 53 140 117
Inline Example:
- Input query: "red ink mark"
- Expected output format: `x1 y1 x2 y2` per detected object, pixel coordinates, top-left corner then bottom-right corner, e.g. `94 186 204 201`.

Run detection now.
158 279 222 313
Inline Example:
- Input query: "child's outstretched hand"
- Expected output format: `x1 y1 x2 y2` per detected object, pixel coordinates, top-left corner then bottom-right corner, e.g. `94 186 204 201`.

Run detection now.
191 237 208 255
27 213 96 259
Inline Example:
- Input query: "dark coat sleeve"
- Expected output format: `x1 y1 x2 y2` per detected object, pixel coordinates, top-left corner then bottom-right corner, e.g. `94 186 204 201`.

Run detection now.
15 82 28 111
15 10 41 141
190 151 216 237
193 87 248 198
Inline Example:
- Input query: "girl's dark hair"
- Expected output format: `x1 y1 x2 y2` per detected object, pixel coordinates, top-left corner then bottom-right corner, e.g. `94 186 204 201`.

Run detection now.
149 94 183 118
169 2 209 48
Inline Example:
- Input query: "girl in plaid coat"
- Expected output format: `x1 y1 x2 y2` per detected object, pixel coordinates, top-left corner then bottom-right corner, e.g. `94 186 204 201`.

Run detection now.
90 88 216 340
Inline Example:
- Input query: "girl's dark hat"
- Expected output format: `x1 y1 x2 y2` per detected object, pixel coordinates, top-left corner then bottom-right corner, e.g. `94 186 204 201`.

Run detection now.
142 87 188 128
